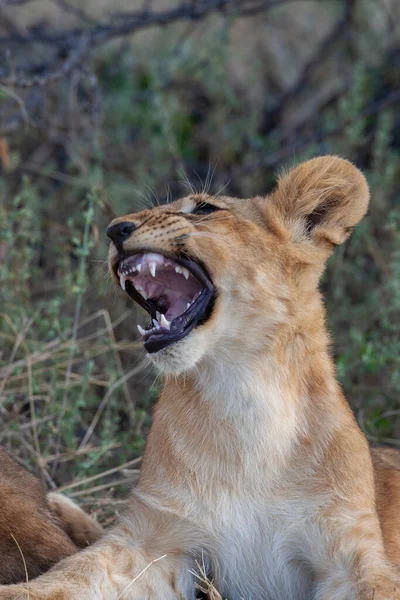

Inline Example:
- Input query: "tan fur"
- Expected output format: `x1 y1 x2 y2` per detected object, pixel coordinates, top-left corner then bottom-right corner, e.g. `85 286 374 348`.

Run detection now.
0 448 103 584
1 156 400 599
46 492 104 548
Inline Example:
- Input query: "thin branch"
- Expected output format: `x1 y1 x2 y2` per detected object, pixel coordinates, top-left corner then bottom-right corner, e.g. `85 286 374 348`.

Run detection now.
259 0 355 135
51 0 98 25
0 0 36 5
10 534 30 598
0 35 90 88
242 87 400 174
0 0 302 87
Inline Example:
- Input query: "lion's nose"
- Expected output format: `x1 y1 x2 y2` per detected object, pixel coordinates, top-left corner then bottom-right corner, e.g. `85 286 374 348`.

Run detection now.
106 221 136 251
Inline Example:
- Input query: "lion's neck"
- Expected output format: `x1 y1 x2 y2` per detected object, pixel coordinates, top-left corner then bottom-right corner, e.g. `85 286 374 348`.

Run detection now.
152 317 344 488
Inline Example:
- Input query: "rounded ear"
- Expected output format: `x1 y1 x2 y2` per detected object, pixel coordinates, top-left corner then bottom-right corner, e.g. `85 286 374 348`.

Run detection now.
261 156 369 257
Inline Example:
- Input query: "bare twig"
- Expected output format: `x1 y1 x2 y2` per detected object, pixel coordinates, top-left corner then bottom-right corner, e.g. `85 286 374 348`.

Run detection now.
0 35 90 88
0 0 36 5
56 456 142 492
51 0 97 26
0 0 300 87
10 534 30 598
242 87 400 175
79 362 148 449
116 554 167 599
259 0 356 134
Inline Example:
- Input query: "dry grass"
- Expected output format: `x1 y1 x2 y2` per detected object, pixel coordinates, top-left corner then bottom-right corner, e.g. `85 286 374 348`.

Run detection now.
0 305 150 524
191 560 224 600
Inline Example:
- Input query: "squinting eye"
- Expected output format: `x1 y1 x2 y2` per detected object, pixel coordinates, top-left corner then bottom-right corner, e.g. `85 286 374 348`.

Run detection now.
191 203 221 216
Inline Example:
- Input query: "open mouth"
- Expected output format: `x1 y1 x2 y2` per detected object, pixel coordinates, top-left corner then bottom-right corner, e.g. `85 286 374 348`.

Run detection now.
117 252 215 353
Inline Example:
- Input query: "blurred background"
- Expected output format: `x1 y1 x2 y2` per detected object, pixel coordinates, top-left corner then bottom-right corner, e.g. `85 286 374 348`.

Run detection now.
1 0 400 524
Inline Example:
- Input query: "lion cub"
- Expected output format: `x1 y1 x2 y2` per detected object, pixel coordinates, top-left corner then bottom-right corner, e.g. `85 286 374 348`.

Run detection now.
1 156 400 599
0 448 102 584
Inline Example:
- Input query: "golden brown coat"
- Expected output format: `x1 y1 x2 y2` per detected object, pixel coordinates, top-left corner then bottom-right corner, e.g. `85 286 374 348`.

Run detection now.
1 156 399 599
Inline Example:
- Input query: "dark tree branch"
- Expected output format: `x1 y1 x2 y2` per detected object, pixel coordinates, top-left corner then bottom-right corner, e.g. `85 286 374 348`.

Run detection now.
0 36 90 88
242 87 400 175
0 0 36 5
259 0 356 135
51 0 98 26
0 0 303 87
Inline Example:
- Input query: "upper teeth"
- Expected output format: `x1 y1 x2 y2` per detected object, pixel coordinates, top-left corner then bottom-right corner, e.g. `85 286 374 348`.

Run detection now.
120 260 190 287
174 265 190 279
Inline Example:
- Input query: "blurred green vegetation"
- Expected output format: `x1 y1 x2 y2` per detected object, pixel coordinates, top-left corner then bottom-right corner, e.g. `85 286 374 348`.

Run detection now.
1 0 400 513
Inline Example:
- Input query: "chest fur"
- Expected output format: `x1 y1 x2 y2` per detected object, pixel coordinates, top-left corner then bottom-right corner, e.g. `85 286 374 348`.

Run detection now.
203 495 316 600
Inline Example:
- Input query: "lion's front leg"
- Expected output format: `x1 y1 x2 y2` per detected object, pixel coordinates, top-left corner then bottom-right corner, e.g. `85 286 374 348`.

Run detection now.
0 495 199 600
0 539 195 600
313 508 400 600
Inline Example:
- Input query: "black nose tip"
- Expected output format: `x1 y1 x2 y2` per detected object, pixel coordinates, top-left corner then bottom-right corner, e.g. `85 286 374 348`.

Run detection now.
106 221 136 250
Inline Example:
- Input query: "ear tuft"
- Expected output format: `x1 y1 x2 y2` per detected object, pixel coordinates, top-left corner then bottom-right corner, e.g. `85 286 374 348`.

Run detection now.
265 156 369 251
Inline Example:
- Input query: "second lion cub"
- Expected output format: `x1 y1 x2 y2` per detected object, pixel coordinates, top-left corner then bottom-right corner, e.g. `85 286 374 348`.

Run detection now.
1 156 400 599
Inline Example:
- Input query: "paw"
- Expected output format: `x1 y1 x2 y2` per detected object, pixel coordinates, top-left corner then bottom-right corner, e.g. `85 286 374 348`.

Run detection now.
47 492 103 547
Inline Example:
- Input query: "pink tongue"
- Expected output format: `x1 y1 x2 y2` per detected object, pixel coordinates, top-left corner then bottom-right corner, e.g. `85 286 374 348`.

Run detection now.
133 269 202 320
166 297 191 320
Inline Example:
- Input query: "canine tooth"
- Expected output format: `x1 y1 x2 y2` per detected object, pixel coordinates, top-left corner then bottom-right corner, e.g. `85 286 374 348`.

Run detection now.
136 264 142 272
137 325 146 336
187 303 191 309
149 263 156 277
160 314 170 329
119 274 126 291
182 268 189 280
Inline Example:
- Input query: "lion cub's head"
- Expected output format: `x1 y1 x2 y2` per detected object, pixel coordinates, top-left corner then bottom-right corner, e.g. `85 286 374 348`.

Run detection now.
107 156 369 374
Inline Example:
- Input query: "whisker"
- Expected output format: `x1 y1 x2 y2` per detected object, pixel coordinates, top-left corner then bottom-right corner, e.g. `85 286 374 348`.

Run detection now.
193 169 203 195
177 165 197 195
165 184 172 204
92 261 110 277
204 160 219 195
211 179 231 199
101 275 118 294
130 186 154 210
144 184 160 207
203 162 211 195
